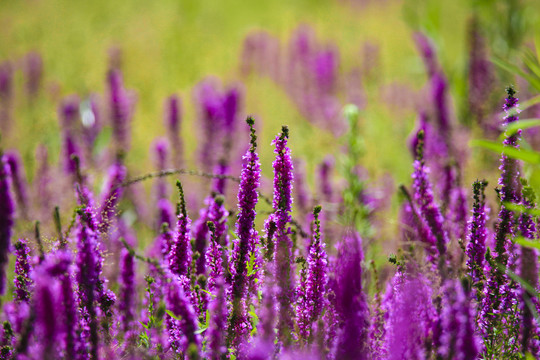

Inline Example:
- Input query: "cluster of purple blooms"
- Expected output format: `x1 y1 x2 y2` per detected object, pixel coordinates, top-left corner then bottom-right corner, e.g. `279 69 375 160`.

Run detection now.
0 27 539 360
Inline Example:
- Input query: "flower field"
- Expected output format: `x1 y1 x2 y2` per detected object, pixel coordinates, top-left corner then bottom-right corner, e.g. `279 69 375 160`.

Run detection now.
1 0 540 359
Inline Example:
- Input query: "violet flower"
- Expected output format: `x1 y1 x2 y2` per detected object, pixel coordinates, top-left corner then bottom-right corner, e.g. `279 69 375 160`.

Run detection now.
412 130 449 275
465 180 489 297
56 251 79 360
75 214 101 359
494 86 521 267
333 231 369 360
165 274 202 354
519 182 539 354
4 151 28 218
119 248 136 334
156 198 174 232
192 203 210 276
98 160 127 233
317 156 334 203
229 117 261 349
168 180 192 277
382 267 436 360
33 264 58 360
0 155 14 295
0 61 12 102
59 96 83 177
480 88 523 337
164 94 184 167
206 277 228 360
413 32 438 78
107 69 134 155
438 279 481 360
194 78 224 172
206 221 224 294
271 126 295 347
13 239 32 303
297 206 328 342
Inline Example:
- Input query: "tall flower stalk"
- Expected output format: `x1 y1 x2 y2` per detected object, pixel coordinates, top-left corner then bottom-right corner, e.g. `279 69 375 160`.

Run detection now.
271 126 296 347
228 117 261 351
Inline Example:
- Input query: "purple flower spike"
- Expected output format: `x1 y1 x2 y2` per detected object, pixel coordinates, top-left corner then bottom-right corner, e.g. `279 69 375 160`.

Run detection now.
33 265 59 360
164 94 184 167
98 160 127 233
107 69 134 155
55 251 79 360
194 78 225 172
494 86 521 266
229 117 261 349
59 96 83 177
75 213 101 359
412 130 449 275
438 279 481 360
0 61 13 102
431 72 451 136
413 32 438 78
206 277 228 360
465 180 489 297
13 239 32 303
119 248 136 334
166 274 202 354
312 48 338 95
0 155 14 295
223 86 241 135
4 150 28 219
333 231 369 360
519 182 539 354
206 221 224 294
168 181 192 277
271 126 296 347
297 206 328 342
156 198 174 237
382 267 436 360
318 156 334 203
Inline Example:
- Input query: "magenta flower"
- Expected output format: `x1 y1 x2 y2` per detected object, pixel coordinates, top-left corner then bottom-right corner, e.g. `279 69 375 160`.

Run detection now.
0 155 14 295
168 181 192 277
229 117 261 349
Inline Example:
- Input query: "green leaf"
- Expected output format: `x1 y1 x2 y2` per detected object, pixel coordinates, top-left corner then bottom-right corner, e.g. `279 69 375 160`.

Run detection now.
470 139 540 164
194 327 208 335
200 288 216 298
139 321 150 330
165 310 182 321
497 260 540 299
206 309 210 326
248 304 259 322
501 118 540 139
515 236 540 251
247 252 257 276
503 202 540 217
491 56 540 91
